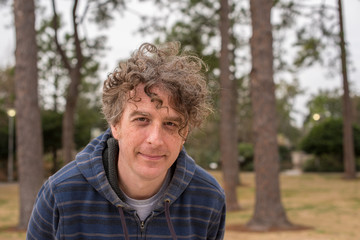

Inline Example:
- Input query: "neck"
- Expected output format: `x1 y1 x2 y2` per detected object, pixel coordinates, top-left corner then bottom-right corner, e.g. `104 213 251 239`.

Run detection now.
118 169 168 200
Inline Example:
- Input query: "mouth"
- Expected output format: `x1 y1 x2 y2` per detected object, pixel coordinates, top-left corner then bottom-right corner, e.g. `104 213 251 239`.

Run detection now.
138 152 165 161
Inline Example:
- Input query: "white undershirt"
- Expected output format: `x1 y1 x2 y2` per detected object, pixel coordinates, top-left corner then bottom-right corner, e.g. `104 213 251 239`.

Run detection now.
122 171 171 221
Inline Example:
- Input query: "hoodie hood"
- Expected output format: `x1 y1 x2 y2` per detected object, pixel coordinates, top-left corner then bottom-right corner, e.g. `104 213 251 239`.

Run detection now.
74 128 197 211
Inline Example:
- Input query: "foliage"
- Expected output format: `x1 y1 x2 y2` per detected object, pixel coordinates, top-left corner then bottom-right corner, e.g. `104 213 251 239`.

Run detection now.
42 110 62 153
303 154 343 172
300 118 360 160
276 78 303 145
0 110 10 161
184 117 220 169
237 142 292 171
0 66 15 110
36 13 105 111
238 142 254 161
0 66 15 161
238 142 254 171
281 0 352 80
303 155 360 172
74 97 107 149
303 89 342 126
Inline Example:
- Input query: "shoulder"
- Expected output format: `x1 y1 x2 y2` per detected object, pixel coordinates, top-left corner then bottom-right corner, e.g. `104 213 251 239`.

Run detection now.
176 149 225 202
48 160 84 188
191 165 225 201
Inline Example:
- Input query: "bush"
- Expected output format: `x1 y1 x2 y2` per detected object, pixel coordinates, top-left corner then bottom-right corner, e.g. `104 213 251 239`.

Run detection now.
238 142 292 171
300 118 360 172
238 143 254 171
303 154 343 172
301 118 360 156
279 145 292 169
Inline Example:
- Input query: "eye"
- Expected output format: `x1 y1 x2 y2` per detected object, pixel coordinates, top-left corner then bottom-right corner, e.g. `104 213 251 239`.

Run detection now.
164 121 178 128
135 117 149 123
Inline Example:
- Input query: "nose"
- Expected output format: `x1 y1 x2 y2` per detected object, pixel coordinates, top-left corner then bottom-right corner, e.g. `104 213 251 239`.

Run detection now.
146 123 164 146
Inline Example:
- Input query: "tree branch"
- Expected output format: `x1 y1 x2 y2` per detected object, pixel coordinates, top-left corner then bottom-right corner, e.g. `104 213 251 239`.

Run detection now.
51 0 72 71
72 0 83 70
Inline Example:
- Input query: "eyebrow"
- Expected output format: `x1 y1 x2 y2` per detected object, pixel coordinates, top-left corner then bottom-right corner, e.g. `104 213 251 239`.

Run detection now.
129 110 182 123
129 111 150 118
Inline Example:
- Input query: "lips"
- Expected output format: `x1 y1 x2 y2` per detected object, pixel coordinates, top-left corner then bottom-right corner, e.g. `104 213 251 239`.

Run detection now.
139 152 165 161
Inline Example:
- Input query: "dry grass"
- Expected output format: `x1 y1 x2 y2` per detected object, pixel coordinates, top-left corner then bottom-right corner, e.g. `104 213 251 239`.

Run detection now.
1 172 359 240
211 171 360 240
0 183 25 240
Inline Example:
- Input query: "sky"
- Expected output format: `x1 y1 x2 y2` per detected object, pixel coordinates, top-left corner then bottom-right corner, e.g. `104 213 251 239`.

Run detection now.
0 0 359 127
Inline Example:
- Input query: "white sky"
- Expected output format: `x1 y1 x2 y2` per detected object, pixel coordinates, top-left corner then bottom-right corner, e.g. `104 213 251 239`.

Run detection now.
0 0 359 127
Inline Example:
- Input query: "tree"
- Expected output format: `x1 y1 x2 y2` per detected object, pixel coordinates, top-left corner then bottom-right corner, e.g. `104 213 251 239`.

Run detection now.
13 0 44 229
219 0 240 211
48 0 125 164
290 0 356 178
51 0 84 164
337 0 356 179
247 0 293 230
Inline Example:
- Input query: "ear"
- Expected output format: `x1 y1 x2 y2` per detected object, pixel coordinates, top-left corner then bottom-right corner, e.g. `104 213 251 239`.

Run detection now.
110 124 119 140
182 126 189 144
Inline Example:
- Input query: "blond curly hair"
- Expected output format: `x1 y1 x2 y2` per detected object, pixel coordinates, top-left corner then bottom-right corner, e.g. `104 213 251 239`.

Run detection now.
102 42 212 134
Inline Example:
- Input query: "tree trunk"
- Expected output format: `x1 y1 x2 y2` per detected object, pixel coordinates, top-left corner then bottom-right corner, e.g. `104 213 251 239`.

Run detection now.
219 0 240 211
13 0 44 230
338 0 356 179
246 0 293 230
52 0 83 164
62 70 81 163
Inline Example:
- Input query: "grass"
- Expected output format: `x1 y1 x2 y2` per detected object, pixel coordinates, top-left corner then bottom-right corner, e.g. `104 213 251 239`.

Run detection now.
1 172 359 240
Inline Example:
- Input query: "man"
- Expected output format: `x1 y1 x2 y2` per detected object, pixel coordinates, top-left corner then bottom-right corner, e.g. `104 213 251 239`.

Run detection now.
27 42 226 240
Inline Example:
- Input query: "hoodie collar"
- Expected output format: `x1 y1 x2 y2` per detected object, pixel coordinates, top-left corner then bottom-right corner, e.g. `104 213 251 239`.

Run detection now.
75 129 197 209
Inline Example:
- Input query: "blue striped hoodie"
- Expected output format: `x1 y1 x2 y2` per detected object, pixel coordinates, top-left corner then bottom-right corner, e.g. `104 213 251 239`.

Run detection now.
27 129 226 240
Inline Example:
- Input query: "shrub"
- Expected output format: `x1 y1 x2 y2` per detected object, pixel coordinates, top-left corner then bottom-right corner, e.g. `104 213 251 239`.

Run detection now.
238 142 292 171
300 118 360 172
303 154 343 172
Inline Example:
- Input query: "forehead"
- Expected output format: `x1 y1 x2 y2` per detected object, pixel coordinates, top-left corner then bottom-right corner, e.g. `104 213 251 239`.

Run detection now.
126 85 178 116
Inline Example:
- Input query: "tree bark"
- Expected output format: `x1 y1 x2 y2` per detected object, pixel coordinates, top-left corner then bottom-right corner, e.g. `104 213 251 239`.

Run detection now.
338 0 356 179
246 0 293 230
13 0 44 230
52 0 83 164
219 0 240 211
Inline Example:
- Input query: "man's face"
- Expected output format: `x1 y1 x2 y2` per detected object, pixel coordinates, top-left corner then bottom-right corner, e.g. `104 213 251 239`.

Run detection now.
111 84 187 184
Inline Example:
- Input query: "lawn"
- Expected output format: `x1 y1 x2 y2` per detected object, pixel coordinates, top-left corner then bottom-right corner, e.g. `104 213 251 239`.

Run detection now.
0 172 359 240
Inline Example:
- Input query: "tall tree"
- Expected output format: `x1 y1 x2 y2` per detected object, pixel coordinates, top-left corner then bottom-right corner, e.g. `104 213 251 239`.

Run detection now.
290 0 357 178
49 0 124 163
219 0 240 211
13 0 44 229
337 0 356 179
247 0 293 230
51 0 83 164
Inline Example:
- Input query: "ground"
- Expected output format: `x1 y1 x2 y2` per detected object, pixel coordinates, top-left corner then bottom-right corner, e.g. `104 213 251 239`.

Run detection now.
1 172 359 240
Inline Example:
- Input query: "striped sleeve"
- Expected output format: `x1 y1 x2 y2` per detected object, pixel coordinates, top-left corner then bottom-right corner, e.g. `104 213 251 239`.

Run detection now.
27 179 59 240
211 202 226 240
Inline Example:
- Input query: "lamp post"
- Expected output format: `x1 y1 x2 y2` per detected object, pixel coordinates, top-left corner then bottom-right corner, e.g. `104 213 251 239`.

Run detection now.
7 108 16 182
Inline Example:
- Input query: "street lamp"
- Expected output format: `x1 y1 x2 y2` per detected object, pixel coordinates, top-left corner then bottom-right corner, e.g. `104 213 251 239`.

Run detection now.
7 108 16 182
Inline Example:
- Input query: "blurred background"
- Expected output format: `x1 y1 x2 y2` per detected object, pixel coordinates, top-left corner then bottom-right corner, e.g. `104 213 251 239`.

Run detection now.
0 0 359 239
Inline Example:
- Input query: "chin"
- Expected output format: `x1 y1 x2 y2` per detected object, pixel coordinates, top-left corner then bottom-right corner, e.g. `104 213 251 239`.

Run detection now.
138 168 166 180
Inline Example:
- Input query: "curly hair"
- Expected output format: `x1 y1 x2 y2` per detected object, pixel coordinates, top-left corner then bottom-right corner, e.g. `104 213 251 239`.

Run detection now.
102 42 212 135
